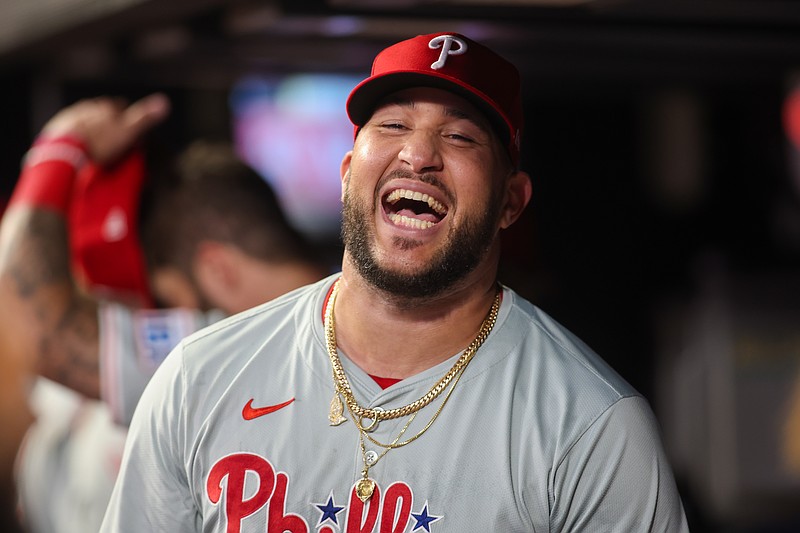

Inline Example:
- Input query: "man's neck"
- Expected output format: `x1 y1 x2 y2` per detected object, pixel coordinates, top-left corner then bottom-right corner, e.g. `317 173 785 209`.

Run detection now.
331 264 500 379
239 258 327 312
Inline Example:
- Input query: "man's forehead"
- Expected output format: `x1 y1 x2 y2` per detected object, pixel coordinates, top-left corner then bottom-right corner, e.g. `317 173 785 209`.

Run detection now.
372 87 493 128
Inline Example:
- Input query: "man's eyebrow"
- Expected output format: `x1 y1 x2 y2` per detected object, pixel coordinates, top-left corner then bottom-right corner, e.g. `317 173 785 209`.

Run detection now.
445 107 470 120
445 106 492 135
390 101 474 123
381 95 413 108
376 97 489 132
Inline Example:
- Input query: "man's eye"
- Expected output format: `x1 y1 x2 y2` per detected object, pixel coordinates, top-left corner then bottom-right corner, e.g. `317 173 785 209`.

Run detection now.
447 133 474 143
381 122 406 130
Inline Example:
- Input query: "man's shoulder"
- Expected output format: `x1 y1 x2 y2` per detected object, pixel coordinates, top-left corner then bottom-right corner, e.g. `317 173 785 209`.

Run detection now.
502 286 639 401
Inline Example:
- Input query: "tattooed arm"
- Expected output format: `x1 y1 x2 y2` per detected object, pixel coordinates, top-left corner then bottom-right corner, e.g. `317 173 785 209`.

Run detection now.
0 207 102 397
0 94 170 399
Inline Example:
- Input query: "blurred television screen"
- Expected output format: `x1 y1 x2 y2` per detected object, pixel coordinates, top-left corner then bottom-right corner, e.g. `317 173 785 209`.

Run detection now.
230 73 364 239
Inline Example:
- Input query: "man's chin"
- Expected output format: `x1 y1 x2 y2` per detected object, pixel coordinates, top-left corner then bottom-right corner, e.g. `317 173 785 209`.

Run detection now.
359 264 452 300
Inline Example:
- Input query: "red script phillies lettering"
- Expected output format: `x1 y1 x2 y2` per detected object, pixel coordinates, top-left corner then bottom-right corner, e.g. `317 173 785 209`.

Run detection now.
207 453 418 532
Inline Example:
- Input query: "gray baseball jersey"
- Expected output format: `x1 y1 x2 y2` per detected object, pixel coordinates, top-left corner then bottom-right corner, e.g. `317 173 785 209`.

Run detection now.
101 274 688 532
17 379 126 533
99 303 224 425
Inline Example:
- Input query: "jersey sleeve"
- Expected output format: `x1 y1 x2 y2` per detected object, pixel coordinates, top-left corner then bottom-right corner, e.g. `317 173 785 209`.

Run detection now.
549 395 690 532
99 341 199 532
98 302 224 426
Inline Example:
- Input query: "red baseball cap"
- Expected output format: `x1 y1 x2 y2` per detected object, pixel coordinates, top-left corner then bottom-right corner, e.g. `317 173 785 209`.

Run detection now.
346 32 523 166
69 148 153 307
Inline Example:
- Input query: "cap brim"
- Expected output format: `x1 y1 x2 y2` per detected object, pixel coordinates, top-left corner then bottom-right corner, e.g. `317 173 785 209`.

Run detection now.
347 71 512 146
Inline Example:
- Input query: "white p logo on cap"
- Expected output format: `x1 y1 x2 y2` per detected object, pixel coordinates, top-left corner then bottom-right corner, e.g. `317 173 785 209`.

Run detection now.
429 35 468 70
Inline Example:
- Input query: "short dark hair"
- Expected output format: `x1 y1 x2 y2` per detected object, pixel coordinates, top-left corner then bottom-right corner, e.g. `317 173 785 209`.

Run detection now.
139 141 316 278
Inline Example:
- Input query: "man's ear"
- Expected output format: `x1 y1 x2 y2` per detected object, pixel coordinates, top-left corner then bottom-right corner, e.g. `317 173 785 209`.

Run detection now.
499 170 532 230
193 241 239 312
340 151 353 202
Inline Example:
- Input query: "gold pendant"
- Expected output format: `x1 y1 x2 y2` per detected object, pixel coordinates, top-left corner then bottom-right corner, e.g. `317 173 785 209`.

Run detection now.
329 393 346 426
355 477 376 502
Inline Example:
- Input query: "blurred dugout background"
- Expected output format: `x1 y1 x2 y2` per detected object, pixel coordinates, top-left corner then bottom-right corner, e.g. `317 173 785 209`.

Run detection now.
2 1 800 531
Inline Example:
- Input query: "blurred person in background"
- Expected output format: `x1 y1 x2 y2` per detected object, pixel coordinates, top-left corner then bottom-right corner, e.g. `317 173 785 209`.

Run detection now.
0 323 32 533
0 94 330 533
0 159 28 533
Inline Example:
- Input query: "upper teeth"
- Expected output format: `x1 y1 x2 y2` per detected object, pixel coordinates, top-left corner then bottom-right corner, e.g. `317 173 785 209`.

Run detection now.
386 189 446 215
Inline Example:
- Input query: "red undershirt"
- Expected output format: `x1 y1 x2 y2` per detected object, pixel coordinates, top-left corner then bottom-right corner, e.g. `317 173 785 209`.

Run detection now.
322 279 400 390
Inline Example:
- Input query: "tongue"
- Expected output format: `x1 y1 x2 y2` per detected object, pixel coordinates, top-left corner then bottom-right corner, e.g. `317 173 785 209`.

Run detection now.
396 208 439 223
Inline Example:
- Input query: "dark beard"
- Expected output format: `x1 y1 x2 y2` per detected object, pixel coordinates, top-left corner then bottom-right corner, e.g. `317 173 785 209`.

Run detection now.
341 184 501 299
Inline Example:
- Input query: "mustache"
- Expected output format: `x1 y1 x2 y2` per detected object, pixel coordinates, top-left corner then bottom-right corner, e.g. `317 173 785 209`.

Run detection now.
375 169 455 205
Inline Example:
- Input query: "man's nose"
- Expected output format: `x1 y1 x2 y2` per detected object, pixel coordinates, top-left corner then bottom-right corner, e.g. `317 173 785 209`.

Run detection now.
398 130 443 174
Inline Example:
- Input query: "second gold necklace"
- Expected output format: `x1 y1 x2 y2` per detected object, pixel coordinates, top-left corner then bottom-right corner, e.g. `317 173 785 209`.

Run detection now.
324 279 501 501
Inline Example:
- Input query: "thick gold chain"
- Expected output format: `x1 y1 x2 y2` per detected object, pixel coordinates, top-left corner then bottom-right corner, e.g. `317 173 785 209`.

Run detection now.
324 278 501 422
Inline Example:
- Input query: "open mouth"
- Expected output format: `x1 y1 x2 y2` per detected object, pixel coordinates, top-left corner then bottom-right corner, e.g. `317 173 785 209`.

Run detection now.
383 188 448 229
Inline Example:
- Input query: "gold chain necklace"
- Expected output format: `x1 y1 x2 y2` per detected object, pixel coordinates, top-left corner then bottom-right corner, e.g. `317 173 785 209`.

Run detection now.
324 278 501 501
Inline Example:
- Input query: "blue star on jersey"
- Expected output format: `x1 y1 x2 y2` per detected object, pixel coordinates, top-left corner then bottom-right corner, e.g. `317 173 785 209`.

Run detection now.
315 493 345 526
411 503 441 532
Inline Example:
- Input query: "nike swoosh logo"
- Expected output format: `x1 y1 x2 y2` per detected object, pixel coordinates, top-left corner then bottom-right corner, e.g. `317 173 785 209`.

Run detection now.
242 398 295 420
